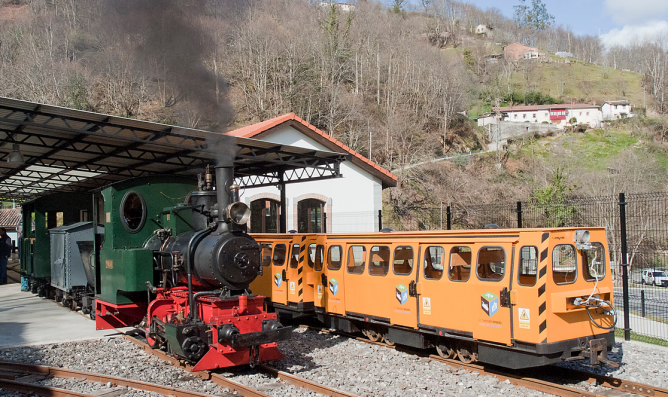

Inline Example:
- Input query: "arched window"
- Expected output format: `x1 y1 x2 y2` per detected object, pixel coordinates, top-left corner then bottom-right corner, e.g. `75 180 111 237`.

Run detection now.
250 199 280 233
298 198 325 233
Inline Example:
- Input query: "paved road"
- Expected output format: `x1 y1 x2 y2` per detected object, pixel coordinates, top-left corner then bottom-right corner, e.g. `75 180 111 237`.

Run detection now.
614 285 668 322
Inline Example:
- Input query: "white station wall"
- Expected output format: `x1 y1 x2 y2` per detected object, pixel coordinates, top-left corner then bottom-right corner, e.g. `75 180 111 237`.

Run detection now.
242 125 383 233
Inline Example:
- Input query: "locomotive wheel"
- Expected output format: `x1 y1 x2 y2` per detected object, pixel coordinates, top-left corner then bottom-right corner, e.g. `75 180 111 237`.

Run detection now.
146 334 162 349
37 287 45 298
362 329 382 342
63 298 71 308
456 342 477 364
89 310 96 320
55 293 62 303
436 342 457 359
70 300 78 311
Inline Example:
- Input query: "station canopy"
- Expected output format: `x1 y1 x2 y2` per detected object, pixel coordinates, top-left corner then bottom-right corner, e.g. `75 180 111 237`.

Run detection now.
0 97 349 201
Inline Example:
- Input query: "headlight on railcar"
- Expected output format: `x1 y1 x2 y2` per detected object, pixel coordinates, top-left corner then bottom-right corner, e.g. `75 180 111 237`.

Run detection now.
574 229 592 250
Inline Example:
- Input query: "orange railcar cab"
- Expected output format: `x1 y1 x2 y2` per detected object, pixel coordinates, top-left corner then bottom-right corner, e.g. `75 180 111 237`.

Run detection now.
249 228 616 369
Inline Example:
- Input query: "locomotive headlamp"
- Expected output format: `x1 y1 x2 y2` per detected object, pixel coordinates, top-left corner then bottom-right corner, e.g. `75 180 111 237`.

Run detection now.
574 230 592 250
227 201 251 225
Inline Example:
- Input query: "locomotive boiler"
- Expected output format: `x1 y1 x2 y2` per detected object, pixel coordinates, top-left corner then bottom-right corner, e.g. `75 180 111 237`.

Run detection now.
94 164 290 371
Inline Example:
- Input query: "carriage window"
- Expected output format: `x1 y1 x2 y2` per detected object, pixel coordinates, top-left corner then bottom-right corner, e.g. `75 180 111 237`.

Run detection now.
347 245 367 274
477 247 505 281
553 244 577 284
273 244 287 266
448 246 472 282
314 245 324 271
393 246 414 275
260 244 273 267
518 246 538 286
290 244 300 268
582 242 605 281
328 245 343 270
424 246 445 280
308 244 316 268
368 246 390 276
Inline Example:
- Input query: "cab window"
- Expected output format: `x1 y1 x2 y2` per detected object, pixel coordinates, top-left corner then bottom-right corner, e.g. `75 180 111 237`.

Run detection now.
347 245 367 274
393 246 414 275
314 245 324 271
553 244 577 284
273 244 287 266
290 244 300 268
448 246 471 282
368 246 390 276
477 247 505 281
260 243 273 267
328 245 343 270
518 246 538 286
424 246 445 280
582 242 605 281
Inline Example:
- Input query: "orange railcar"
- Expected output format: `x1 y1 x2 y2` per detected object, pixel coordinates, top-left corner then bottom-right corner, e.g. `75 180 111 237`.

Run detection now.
250 227 616 369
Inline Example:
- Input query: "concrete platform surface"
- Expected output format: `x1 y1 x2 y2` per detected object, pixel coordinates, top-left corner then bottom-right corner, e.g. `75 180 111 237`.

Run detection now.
0 284 126 348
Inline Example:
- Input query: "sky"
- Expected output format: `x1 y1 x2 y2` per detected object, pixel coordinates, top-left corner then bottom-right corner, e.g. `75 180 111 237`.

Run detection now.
447 0 668 48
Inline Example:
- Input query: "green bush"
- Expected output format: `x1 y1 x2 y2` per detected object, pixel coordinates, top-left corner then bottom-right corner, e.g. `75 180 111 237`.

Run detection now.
569 117 577 124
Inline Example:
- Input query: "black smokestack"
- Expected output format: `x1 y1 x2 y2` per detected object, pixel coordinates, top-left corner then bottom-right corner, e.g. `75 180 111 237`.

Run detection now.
102 0 234 131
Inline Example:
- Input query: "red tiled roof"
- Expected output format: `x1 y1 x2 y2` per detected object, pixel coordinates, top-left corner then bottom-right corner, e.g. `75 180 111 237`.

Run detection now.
226 114 398 188
492 104 600 112
0 208 21 228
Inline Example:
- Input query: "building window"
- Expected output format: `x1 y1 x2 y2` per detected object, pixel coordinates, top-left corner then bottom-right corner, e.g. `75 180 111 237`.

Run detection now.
298 198 325 233
587 112 590 116
533 113 536 118
514 114 518 119
250 199 280 233
523 114 526 119
579 112 582 116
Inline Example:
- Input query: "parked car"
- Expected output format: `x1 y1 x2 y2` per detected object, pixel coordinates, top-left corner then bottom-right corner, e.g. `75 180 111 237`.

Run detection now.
641 269 668 287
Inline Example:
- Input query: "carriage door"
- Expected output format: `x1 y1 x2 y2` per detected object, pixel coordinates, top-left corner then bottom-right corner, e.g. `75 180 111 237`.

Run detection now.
270 242 289 305
309 241 327 309
322 242 346 316
471 243 514 345
286 236 318 308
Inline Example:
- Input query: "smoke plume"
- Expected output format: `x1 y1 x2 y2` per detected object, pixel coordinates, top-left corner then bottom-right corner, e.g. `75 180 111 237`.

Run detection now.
102 0 234 131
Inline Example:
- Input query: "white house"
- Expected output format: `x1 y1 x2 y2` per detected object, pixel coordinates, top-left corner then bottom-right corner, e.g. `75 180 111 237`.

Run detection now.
475 25 492 36
317 1 355 12
225 113 397 233
601 100 633 120
490 104 603 128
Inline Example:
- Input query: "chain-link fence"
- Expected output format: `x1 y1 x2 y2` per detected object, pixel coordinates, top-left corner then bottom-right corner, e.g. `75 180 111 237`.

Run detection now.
381 193 668 344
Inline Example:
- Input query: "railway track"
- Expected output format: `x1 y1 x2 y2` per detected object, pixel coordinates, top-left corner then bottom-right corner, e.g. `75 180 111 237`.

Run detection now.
121 330 356 397
307 325 668 397
0 361 218 397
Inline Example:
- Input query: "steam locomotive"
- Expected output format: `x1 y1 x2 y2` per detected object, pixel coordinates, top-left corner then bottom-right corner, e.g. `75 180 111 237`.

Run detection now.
22 163 291 371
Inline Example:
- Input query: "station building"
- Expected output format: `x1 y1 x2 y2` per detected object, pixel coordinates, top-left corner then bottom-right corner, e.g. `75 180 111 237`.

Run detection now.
225 114 397 233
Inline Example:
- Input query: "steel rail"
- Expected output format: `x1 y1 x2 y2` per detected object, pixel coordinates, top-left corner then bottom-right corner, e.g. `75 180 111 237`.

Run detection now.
121 332 357 397
549 365 667 397
0 361 215 397
0 378 91 397
120 334 269 397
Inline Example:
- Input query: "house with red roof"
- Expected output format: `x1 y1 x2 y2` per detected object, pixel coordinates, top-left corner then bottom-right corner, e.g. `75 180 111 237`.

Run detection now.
226 114 397 233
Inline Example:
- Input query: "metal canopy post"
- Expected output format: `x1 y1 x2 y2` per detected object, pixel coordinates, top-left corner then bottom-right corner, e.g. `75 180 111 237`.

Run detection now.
279 173 287 233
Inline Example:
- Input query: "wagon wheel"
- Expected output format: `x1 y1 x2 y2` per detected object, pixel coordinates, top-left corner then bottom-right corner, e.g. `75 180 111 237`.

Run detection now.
383 335 395 346
362 328 382 342
456 341 477 364
55 293 62 303
436 342 457 359
70 300 78 311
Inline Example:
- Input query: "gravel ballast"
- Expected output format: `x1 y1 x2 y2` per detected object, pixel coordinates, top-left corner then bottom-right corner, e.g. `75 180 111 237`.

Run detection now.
1 327 666 397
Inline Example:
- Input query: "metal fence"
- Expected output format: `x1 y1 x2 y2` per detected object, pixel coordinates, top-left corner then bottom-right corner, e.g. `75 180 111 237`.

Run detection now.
382 193 668 343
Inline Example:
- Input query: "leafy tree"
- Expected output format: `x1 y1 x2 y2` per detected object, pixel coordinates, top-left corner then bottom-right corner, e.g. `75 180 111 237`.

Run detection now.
531 167 577 227
514 0 554 31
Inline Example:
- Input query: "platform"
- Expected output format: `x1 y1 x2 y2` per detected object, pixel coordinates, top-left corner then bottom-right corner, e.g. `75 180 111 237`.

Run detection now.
0 284 129 348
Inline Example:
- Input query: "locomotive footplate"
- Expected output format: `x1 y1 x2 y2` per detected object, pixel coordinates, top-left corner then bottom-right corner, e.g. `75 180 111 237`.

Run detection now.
218 322 292 347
